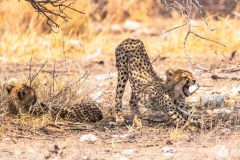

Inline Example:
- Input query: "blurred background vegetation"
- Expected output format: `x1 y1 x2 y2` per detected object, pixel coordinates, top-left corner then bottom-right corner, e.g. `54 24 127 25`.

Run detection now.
0 0 239 63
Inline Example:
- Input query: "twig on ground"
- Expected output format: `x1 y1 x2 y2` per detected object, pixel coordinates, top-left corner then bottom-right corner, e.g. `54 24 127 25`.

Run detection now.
9 135 53 140
211 74 240 81
211 74 228 80
45 122 91 131
221 68 240 73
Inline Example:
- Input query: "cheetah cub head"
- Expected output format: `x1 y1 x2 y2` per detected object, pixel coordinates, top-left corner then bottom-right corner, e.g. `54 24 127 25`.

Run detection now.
6 84 37 115
166 69 199 99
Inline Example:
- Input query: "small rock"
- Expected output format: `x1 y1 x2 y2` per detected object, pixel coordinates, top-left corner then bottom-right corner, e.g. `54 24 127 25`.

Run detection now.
162 147 175 153
135 28 158 36
109 121 117 126
215 145 229 159
113 155 128 160
111 24 123 33
200 95 225 108
220 128 231 133
85 49 103 60
213 108 232 114
90 91 103 100
121 149 135 155
120 134 130 139
123 20 141 31
79 134 98 143
67 39 81 47
231 86 240 95
162 147 175 157
27 148 36 154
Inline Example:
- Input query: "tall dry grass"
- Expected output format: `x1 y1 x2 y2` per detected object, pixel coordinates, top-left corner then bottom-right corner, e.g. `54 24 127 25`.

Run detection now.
0 0 239 63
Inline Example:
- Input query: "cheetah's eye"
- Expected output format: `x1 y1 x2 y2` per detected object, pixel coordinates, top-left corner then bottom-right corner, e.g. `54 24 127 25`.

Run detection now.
18 90 26 100
181 76 188 80
22 91 26 96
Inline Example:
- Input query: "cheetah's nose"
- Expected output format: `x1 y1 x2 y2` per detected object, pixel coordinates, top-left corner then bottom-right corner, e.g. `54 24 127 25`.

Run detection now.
192 80 196 84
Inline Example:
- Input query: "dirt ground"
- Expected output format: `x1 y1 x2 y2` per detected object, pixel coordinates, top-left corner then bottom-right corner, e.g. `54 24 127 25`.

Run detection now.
0 53 239 160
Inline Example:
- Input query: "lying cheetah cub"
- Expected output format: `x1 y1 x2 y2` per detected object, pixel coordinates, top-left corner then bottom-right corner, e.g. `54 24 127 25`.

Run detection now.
115 38 199 127
6 84 37 115
6 84 103 123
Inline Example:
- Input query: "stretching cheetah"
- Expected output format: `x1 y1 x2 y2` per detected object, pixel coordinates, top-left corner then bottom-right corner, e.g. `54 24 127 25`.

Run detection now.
115 38 200 127
6 84 103 123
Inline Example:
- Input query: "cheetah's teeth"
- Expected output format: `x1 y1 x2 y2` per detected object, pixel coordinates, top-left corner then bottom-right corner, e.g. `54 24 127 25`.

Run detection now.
188 85 199 94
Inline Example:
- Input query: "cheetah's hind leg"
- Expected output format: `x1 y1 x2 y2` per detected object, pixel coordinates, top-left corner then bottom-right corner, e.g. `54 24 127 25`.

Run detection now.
115 66 129 126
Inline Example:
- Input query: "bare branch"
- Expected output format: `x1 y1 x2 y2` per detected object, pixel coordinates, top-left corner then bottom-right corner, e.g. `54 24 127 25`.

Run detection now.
160 0 227 72
161 23 187 35
24 0 84 29
190 31 227 48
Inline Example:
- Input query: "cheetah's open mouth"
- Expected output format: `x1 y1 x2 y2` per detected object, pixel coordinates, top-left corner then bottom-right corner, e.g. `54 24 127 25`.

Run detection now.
183 84 199 97
183 85 191 97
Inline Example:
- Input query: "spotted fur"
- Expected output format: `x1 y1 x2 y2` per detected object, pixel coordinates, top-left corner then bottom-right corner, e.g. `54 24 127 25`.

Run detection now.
115 38 200 127
6 84 103 123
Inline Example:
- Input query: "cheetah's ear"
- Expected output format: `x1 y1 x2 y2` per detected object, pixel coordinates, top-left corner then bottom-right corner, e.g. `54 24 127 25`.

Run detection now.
6 85 15 94
166 69 175 79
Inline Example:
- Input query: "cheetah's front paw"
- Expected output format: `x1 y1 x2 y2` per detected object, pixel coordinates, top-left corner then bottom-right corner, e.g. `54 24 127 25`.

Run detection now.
115 113 125 126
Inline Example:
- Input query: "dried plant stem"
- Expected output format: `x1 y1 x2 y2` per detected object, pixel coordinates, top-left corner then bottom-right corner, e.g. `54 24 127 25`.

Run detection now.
27 53 47 86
